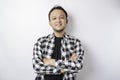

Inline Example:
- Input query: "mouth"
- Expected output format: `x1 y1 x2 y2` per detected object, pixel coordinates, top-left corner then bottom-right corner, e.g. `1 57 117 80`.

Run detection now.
55 23 62 27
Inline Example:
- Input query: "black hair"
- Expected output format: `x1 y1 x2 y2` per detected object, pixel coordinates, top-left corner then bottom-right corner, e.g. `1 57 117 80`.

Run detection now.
48 5 68 21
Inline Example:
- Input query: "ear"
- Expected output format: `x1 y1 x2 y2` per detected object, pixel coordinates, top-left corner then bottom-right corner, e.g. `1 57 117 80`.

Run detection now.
66 19 68 24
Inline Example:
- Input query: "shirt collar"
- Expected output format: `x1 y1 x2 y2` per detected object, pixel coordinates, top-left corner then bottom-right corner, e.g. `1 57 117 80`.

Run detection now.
49 32 69 40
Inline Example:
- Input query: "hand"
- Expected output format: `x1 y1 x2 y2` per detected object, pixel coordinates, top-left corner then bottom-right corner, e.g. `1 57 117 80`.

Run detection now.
60 69 65 73
69 53 78 61
43 58 56 66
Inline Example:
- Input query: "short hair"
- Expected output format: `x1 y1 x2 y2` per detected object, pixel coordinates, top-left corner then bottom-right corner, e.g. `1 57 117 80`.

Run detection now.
48 5 68 21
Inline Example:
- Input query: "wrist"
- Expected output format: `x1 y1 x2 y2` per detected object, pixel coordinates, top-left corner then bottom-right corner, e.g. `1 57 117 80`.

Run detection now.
60 69 65 73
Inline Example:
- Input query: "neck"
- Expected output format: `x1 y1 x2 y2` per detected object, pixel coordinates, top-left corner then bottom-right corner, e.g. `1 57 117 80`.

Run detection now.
54 31 65 37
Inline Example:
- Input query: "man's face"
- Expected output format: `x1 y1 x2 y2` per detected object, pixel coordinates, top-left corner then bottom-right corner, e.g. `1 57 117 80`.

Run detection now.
49 9 68 32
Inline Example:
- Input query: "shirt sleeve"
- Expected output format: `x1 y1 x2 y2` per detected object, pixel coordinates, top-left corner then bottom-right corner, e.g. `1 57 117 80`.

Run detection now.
32 39 61 74
55 39 84 73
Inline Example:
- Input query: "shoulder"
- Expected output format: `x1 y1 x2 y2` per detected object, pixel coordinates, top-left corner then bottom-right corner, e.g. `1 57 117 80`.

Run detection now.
37 34 51 42
33 34 51 46
65 34 81 42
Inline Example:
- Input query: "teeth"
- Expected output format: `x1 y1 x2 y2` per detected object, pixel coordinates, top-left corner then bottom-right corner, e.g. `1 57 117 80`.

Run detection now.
55 23 62 26
57 24 61 26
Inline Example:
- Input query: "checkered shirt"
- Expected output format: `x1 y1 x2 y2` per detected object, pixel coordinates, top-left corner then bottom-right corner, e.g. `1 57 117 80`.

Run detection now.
32 33 84 80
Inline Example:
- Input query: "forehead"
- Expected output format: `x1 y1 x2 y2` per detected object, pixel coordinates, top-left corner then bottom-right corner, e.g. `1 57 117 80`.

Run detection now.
50 9 66 17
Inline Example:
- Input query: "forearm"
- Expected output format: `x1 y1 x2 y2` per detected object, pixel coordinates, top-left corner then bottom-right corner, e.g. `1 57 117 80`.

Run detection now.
32 57 61 74
56 59 83 73
55 51 84 73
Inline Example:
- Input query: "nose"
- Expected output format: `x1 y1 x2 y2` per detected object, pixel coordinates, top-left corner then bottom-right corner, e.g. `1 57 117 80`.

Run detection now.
56 18 61 22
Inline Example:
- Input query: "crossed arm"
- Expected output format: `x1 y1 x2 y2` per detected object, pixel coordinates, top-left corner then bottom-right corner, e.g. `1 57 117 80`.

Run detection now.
43 53 78 73
33 39 84 74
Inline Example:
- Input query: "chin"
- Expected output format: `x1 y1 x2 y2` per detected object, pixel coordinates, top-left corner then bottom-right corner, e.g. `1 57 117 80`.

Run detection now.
54 28 65 32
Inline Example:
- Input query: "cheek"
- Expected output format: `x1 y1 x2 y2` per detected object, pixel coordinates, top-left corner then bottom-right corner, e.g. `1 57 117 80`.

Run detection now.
50 21 54 26
63 21 67 25
63 19 67 23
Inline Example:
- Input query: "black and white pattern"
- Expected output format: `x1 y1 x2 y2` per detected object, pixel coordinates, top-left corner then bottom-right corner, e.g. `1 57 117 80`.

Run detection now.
33 33 84 80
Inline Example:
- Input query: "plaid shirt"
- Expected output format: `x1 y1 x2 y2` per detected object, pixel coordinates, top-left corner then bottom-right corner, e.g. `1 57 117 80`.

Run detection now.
32 33 84 80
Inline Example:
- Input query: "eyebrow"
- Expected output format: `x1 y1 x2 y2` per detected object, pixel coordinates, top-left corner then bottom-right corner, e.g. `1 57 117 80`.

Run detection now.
51 15 65 17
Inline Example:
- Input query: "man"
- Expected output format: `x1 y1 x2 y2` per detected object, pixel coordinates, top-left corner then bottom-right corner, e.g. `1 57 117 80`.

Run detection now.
32 6 84 80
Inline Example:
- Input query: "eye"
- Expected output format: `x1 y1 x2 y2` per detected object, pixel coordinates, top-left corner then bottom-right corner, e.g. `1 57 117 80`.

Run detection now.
51 17 56 20
60 16 65 19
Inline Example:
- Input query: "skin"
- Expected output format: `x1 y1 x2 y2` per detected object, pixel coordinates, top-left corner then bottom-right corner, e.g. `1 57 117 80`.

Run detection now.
49 9 68 37
43 9 78 73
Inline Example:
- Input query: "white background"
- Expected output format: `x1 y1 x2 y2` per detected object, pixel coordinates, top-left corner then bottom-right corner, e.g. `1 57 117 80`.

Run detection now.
0 0 120 80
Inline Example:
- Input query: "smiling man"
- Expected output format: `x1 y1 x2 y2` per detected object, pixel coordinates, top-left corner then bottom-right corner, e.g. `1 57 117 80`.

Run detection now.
32 6 84 80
